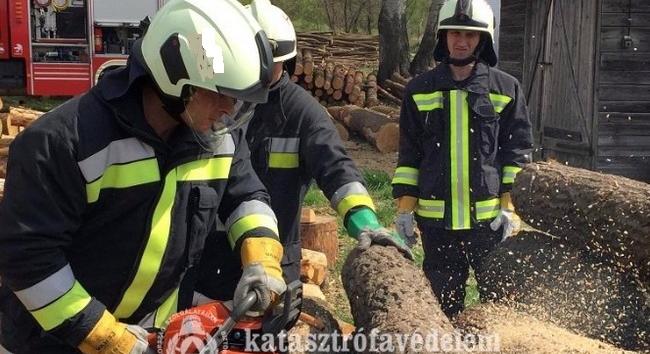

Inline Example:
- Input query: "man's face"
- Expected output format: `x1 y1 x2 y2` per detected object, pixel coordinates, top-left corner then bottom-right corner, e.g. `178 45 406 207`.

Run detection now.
447 30 481 61
181 88 236 133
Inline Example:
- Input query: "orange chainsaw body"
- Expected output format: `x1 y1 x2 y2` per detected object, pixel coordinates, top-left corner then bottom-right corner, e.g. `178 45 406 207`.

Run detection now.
149 301 276 354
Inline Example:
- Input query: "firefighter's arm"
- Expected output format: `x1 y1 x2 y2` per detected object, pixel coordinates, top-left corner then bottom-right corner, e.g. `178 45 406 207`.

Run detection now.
0 126 146 353
218 130 285 309
496 81 534 194
392 85 424 212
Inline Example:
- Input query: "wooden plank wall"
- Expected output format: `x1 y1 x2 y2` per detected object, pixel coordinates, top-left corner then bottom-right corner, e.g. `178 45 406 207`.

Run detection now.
538 0 598 169
498 0 526 82
597 0 650 181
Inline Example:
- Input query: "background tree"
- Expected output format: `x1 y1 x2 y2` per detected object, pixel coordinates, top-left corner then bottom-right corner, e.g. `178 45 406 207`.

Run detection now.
377 0 410 82
409 0 444 75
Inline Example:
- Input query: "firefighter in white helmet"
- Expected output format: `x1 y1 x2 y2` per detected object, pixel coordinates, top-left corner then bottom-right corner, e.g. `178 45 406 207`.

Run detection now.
392 0 533 318
0 0 285 353
191 0 413 309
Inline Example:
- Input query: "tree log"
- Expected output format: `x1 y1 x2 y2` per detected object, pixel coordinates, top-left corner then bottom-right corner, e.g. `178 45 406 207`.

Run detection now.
300 248 328 286
313 67 325 89
0 97 3 112
300 214 338 266
0 156 6 179
342 246 454 354
294 49 304 76
512 161 650 286
8 107 43 129
331 65 346 90
455 303 635 354
482 231 650 351
377 85 402 105
365 74 380 107
383 79 406 99
343 71 355 95
333 121 349 141
303 49 314 77
340 106 399 153
0 178 4 201
390 71 411 86
323 62 334 91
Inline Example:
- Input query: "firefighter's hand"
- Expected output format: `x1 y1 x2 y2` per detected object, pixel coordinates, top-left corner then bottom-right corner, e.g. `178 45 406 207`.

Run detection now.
237 237 286 314
78 311 155 354
490 209 521 241
395 212 417 247
234 263 286 314
490 192 522 241
357 227 414 261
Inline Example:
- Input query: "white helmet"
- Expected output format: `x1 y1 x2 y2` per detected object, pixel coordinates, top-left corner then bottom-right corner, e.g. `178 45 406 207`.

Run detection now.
137 0 274 103
433 0 497 66
247 0 297 62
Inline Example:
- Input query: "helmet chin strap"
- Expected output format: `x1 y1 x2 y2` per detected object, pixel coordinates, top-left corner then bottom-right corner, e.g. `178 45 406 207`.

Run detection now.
446 55 478 67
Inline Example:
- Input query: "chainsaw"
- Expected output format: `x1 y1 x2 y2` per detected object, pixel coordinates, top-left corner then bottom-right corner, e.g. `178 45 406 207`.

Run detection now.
148 281 302 354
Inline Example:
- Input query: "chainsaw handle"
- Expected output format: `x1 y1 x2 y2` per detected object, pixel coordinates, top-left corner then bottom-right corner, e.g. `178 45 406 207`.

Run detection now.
231 291 258 320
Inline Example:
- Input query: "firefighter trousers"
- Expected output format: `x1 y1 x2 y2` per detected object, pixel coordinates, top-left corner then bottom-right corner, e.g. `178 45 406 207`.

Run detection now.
420 225 502 319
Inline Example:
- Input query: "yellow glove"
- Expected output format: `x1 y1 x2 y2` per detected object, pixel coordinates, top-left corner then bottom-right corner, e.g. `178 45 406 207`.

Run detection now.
489 192 522 241
236 237 286 313
78 310 152 354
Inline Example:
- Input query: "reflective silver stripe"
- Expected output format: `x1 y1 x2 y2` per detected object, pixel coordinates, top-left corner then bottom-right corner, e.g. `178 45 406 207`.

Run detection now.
78 138 155 182
270 137 300 153
329 182 369 210
137 311 155 328
212 134 236 156
225 200 277 232
14 264 75 311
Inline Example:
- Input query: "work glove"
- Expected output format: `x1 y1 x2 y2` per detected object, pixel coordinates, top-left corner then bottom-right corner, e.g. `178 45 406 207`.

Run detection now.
395 212 417 247
358 227 414 261
489 192 522 242
78 310 155 354
235 238 286 314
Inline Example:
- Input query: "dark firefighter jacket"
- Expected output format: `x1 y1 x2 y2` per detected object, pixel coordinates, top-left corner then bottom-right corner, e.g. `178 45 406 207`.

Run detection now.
0 58 278 352
392 62 533 231
245 72 373 281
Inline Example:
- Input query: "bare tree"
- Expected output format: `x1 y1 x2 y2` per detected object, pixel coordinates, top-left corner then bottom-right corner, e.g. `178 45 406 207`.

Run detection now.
409 0 444 75
377 0 410 82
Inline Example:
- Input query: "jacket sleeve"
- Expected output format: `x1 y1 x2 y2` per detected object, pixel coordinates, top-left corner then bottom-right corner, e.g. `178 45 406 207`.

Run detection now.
497 81 534 194
301 103 374 221
218 129 280 251
0 121 106 347
392 83 424 199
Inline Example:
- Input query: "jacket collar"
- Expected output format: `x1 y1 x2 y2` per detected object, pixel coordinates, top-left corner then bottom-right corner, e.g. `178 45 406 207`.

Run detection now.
438 61 490 94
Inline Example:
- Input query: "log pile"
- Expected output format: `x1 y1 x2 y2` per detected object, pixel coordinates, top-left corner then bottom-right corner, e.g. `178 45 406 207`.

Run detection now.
342 245 454 353
327 105 400 153
5 107 42 135
511 161 650 286
481 231 650 351
297 32 378 70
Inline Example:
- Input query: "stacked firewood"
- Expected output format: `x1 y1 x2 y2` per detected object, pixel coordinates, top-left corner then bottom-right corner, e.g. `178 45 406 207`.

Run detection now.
296 32 378 69
0 105 44 179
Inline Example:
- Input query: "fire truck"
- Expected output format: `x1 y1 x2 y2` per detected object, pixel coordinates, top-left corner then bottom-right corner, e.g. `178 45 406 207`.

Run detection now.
0 0 164 96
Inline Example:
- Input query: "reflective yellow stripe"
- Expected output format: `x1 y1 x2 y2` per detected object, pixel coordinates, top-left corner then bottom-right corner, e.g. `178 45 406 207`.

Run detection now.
416 199 445 219
489 93 513 114
31 281 91 331
392 166 419 186
114 171 177 319
476 198 500 220
154 288 179 328
228 214 279 248
335 194 376 218
502 166 523 184
86 158 160 203
268 152 299 168
450 90 471 230
112 155 233 319
413 91 444 111
177 157 232 181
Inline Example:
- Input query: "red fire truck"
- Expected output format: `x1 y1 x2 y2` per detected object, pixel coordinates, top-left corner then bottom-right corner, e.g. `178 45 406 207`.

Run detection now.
0 0 164 96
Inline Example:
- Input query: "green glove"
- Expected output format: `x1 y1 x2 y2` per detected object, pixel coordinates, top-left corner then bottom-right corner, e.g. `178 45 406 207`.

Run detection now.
346 207 414 261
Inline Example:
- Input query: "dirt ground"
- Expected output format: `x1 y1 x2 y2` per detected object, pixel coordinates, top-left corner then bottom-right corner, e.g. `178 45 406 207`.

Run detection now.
343 139 398 175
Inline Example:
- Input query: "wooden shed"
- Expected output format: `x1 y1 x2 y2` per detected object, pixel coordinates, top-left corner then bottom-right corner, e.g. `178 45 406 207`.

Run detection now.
499 0 650 182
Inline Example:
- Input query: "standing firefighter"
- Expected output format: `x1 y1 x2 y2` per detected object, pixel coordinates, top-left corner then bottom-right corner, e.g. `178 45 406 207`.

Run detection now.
0 0 286 353
392 0 533 318
193 0 413 303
